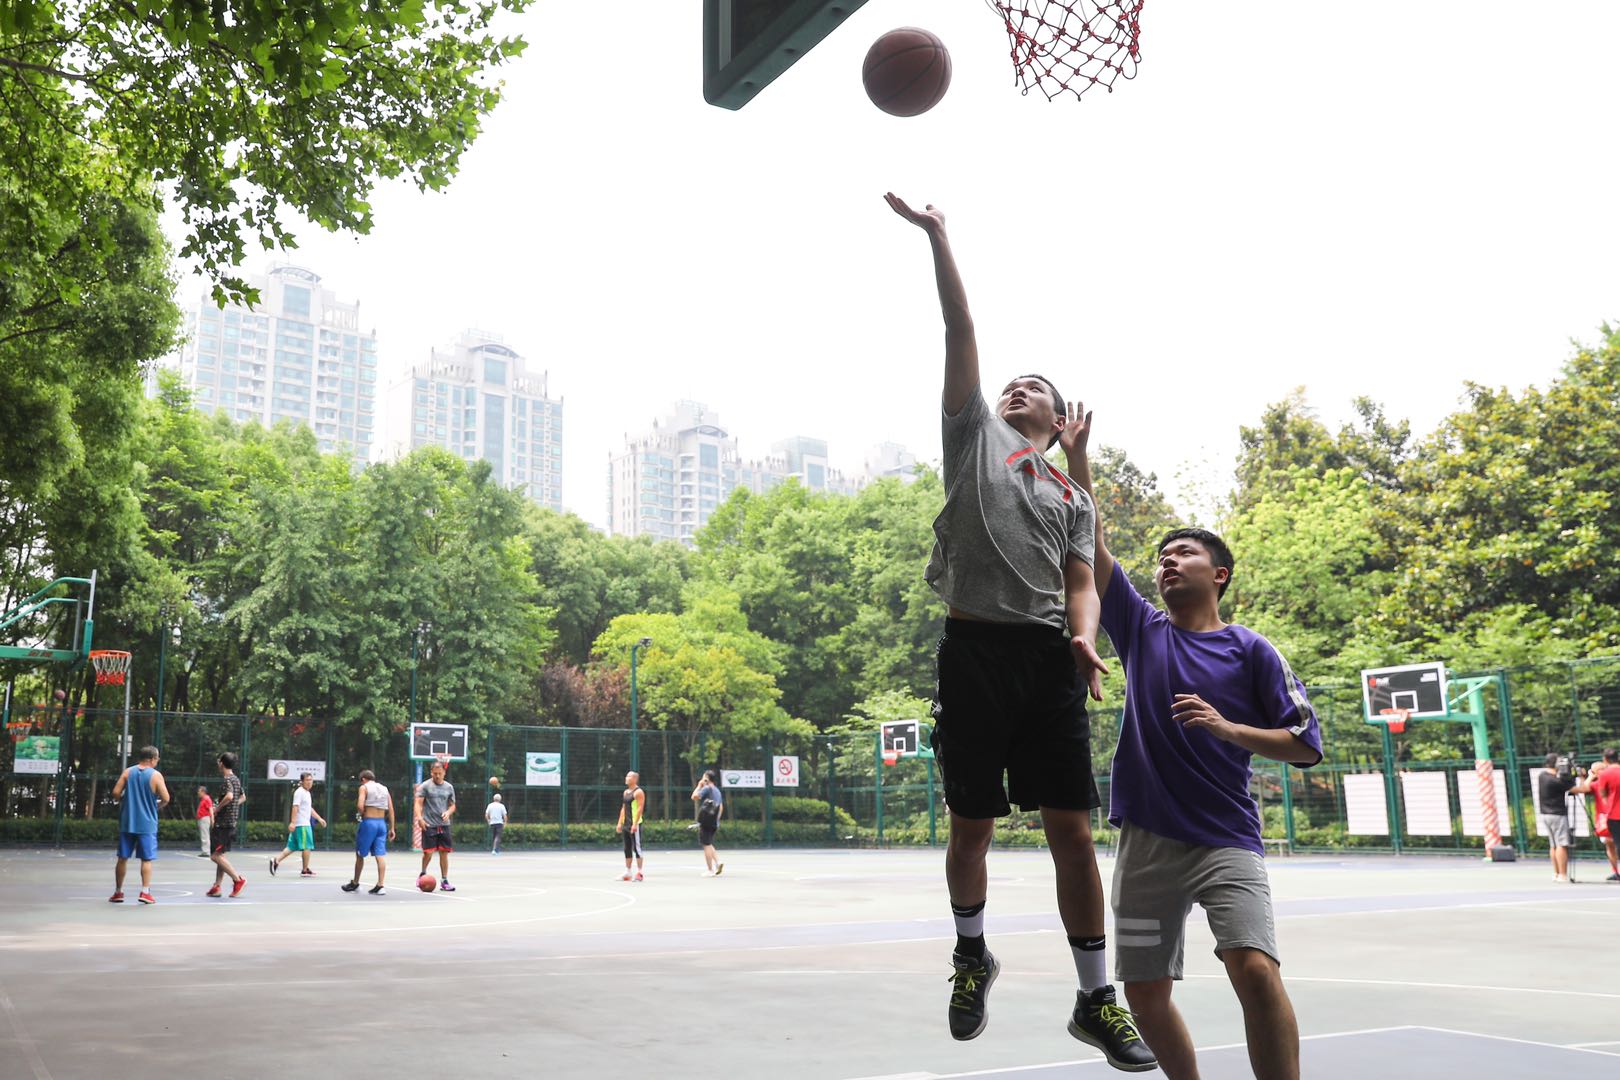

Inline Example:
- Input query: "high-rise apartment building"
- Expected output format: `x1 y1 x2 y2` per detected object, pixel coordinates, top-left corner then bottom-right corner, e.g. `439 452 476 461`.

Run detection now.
377 330 563 511
606 402 861 544
168 265 379 468
863 441 920 484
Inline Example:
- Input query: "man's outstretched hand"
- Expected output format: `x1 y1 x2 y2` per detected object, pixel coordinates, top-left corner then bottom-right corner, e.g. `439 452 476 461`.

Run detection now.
1058 400 1092 466
885 192 946 236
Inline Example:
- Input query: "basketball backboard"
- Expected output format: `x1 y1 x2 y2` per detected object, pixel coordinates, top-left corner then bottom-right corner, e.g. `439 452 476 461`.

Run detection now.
1361 662 1448 721
409 722 469 762
703 0 870 110
880 719 919 757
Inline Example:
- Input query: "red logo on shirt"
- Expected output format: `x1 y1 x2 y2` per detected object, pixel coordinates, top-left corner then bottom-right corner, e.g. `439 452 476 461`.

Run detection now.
1005 447 1073 503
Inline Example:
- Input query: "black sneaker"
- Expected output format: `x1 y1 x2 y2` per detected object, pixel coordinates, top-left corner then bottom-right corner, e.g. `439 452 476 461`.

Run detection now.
1068 986 1157 1072
946 950 1000 1040
268 857 278 877
1608 873 1620 882
340 880 360 893
368 884 386 895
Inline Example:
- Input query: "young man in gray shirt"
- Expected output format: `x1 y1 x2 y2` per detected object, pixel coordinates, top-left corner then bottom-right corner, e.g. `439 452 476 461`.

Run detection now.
887 193 1154 1072
415 759 458 892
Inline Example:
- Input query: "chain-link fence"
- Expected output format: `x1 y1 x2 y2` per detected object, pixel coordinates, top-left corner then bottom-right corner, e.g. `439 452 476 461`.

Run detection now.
6 656 1620 858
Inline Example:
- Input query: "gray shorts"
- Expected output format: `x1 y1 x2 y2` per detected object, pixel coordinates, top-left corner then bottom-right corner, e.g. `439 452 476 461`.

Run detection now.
1110 821 1279 983
1539 813 1572 847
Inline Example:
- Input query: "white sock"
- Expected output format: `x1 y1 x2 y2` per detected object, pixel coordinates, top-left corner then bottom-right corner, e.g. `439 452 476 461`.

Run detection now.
1070 935 1108 993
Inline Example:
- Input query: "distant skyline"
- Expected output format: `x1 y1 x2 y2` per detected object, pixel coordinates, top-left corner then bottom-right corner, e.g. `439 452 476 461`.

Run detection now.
158 2 1620 528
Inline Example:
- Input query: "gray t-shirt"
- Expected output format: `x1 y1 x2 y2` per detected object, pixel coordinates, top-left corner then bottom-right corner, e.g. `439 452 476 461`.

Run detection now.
417 779 456 827
925 389 1095 628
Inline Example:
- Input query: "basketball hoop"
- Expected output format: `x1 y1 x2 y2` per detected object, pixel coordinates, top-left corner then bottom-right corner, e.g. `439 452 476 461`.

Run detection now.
6 721 31 742
1379 708 1411 735
985 0 1144 102
882 750 900 767
88 649 132 687
433 753 451 774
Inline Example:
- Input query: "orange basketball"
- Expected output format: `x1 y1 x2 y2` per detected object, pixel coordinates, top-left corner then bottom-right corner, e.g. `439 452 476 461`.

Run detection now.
417 873 437 892
862 27 952 117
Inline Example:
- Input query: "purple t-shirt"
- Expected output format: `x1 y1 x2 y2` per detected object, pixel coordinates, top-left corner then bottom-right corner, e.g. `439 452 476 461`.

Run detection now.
1101 566 1323 854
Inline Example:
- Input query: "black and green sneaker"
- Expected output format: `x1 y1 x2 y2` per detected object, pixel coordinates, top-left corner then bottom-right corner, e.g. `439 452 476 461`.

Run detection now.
1068 985 1157 1072
946 950 1000 1041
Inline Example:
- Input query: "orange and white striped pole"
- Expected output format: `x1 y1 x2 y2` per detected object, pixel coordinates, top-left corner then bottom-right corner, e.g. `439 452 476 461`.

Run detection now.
1476 759 1501 854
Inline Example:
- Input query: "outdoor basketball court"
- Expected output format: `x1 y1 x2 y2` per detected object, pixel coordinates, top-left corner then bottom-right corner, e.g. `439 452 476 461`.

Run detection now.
1 846 1614 1079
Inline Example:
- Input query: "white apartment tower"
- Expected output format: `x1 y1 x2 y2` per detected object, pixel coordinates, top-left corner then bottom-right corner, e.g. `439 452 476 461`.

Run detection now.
379 330 563 511
170 265 378 468
607 402 859 544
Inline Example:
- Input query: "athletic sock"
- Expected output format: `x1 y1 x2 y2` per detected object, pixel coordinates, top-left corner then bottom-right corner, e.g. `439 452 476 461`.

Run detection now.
1068 935 1108 993
952 900 987 958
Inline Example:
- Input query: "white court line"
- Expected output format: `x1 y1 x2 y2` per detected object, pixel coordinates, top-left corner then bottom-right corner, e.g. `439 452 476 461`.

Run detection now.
1186 973 1620 1001
1568 1041 1620 1049
840 1026 1418 1079
0 886 635 943
574 910 1058 938
1278 893 1620 920
0 978 53 1080
1415 1026 1620 1058
539 927 1056 963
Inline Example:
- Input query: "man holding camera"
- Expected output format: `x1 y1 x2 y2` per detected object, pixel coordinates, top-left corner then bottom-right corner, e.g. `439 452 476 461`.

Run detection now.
1537 753 1578 883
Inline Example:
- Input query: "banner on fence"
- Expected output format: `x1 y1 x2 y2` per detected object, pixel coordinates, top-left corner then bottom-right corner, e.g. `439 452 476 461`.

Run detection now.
1343 773 1389 835
773 755 800 787
1399 772 1452 835
13 735 60 775
721 769 765 789
1459 769 1512 836
525 752 562 787
266 759 327 782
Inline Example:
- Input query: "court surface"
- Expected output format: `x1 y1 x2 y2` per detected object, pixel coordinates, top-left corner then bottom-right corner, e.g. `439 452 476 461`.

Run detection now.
1 846 1615 1079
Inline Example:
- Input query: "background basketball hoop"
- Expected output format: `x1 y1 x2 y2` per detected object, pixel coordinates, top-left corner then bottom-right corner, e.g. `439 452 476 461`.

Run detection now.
88 649 131 686
881 749 900 767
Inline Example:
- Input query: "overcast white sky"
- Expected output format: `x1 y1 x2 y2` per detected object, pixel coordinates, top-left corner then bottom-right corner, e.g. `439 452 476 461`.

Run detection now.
162 1 1620 527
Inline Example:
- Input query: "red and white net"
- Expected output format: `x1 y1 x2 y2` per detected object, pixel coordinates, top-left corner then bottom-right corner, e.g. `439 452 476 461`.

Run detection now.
986 0 1145 102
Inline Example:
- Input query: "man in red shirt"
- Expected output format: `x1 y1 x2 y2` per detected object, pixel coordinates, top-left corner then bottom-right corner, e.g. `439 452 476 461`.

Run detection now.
196 786 214 858
1573 749 1620 882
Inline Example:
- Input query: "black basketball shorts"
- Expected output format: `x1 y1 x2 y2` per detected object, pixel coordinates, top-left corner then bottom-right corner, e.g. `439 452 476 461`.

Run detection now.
930 617 1102 819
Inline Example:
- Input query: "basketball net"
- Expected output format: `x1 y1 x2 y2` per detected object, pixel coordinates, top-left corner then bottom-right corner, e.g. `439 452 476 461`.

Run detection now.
881 750 900 767
986 0 1144 102
88 649 131 687
1378 708 1411 735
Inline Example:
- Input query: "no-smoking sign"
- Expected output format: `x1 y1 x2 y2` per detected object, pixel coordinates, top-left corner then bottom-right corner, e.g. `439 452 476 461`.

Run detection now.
772 755 800 787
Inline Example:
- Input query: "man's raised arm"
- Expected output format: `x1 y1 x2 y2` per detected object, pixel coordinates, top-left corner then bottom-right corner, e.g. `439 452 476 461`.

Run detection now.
884 193 979 416
1058 401 1115 598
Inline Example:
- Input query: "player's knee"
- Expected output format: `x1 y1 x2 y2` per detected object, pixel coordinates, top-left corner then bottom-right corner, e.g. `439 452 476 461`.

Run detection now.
1222 948 1282 1000
1124 978 1173 1015
947 817 994 857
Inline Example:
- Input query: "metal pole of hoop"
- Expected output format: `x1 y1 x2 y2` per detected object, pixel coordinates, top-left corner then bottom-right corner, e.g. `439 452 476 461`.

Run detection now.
89 650 133 769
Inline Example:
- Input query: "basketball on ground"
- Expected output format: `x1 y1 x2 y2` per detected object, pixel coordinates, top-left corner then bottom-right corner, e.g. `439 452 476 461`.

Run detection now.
417 873 437 892
862 27 951 117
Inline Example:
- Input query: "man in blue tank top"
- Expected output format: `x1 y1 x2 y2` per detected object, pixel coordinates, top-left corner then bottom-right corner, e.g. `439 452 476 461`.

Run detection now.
111 746 171 904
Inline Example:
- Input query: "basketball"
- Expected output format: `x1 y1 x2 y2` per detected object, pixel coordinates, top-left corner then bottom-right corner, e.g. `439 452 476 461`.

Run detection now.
489 775 500 787
417 873 437 892
53 689 65 701
862 27 952 117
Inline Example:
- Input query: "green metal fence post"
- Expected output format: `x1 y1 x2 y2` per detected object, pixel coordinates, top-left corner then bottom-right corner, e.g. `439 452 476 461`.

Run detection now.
1568 663 1583 758
1380 723 1402 854
1280 764 1297 851
764 736 774 848
486 728 496 848
324 718 336 851
1496 670 1529 853
559 728 569 847
827 739 837 843
926 756 937 847
874 730 884 846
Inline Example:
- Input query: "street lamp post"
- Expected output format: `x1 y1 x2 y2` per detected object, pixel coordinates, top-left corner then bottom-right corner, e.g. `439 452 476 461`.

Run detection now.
629 636 653 773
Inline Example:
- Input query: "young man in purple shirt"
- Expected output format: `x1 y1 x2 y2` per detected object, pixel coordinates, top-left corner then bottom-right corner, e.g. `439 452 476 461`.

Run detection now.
1064 405 1323 1080
888 193 1155 1073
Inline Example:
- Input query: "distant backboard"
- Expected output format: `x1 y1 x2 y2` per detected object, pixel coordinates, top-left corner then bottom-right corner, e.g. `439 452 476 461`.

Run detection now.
1361 663 1448 721
880 719 920 757
703 0 870 110
409 722 469 762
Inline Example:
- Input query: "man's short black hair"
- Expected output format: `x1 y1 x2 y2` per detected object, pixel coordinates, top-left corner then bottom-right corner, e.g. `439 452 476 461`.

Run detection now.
1604 748 1619 764
138 745 159 763
359 769 375 782
1545 752 1561 769
218 751 237 769
1158 527 1236 598
1014 373 1065 448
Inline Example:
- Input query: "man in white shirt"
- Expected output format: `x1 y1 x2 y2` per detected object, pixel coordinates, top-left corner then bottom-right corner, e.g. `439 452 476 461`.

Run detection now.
485 792 508 855
270 773 327 877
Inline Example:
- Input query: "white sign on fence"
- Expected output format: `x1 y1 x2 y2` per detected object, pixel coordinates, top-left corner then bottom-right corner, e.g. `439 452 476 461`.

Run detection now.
1458 769 1512 837
1529 769 1591 838
721 769 766 789
525 752 562 787
773 755 800 787
1399 772 1452 836
266 759 327 782
1343 773 1390 836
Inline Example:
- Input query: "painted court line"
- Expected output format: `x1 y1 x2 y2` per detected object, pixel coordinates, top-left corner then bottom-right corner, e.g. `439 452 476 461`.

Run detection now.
1416 1026 1620 1058
0 979 53 1080
1189 973 1620 1002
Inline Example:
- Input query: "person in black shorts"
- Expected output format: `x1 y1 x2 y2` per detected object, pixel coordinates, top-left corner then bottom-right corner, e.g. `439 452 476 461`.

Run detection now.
415 759 457 892
691 769 725 876
207 751 248 899
887 193 1154 1072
